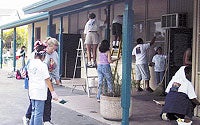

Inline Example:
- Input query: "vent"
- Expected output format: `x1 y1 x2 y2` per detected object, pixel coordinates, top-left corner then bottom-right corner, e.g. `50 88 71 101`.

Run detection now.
161 13 187 29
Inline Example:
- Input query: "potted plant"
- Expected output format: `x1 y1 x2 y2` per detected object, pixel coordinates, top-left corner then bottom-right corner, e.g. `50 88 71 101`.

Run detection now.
131 79 137 96
100 73 133 120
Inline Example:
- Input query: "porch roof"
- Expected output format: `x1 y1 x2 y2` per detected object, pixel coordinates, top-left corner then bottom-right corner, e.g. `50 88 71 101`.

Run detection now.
23 0 123 16
0 0 123 30
0 12 48 30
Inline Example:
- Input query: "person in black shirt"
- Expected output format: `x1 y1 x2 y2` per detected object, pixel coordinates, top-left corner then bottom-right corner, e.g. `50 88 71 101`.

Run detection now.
20 46 26 69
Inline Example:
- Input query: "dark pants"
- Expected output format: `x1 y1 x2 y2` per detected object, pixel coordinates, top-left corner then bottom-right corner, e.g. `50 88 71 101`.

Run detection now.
26 89 52 122
162 92 196 119
155 71 165 85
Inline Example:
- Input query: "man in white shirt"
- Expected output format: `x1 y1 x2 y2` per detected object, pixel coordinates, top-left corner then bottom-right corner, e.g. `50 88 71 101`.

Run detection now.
132 36 156 92
161 66 200 120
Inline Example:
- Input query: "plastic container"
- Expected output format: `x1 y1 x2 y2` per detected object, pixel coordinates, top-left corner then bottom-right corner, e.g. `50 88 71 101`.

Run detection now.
176 119 192 125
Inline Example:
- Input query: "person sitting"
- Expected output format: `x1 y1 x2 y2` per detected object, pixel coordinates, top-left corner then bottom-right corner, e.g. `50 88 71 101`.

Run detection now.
161 66 200 121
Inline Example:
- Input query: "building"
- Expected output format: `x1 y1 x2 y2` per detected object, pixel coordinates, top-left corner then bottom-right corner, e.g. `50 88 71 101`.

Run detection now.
0 0 199 120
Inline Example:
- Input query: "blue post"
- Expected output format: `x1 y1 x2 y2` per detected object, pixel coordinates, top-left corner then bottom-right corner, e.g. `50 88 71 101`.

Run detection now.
47 14 53 37
105 5 110 41
0 30 3 68
58 16 63 77
31 23 35 51
13 28 17 71
121 0 133 125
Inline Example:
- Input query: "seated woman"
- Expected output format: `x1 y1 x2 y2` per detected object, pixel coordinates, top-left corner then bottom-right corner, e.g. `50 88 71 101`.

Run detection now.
161 66 200 120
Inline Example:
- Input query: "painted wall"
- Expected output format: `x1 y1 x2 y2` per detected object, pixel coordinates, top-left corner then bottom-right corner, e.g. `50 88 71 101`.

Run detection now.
25 0 194 90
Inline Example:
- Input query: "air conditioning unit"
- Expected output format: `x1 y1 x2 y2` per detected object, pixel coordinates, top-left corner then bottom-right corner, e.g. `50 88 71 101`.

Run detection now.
161 13 187 29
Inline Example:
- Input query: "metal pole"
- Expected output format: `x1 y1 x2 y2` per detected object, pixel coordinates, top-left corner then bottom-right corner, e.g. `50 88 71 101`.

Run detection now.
13 28 17 71
0 30 3 68
65 52 67 78
47 14 53 37
121 0 133 124
59 16 63 77
31 23 35 51
105 5 111 41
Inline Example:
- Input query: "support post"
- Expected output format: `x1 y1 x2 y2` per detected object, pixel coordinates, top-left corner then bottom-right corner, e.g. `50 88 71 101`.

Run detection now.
58 16 63 76
47 14 53 37
105 5 111 41
0 30 3 68
31 23 35 51
121 0 133 124
13 28 17 71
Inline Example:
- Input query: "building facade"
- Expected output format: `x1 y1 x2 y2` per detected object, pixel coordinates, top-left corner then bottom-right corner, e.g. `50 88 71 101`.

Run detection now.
0 0 199 116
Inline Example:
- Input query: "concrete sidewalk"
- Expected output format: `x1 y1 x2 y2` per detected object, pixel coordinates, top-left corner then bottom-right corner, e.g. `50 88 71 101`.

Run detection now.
60 78 200 125
1 66 200 125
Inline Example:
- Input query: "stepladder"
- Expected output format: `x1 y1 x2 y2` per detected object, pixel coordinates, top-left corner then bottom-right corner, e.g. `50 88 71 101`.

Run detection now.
72 38 98 97
111 40 122 82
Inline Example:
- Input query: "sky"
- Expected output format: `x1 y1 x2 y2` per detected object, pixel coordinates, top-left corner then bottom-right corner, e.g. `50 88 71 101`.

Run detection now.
0 0 41 9
0 0 42 25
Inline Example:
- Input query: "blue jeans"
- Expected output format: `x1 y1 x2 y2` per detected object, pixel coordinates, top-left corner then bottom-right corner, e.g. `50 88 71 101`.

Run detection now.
30 100 45 125
155 71 165 85
97 64 113 99
26 89 52 122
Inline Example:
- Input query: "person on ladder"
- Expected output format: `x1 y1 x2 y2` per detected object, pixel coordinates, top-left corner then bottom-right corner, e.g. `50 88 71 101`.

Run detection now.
84 12 107 67
112 15 123 49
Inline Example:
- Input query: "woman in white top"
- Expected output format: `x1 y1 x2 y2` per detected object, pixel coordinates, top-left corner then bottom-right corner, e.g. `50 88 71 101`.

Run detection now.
151 47 167 85
84 12 106 67
27 44 58 125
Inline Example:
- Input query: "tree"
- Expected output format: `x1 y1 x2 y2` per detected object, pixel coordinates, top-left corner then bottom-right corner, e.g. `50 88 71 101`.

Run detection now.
3 25 28 50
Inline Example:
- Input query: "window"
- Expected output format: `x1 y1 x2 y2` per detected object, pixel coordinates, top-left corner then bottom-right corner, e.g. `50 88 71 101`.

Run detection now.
147 20 166 42
35 27 41 41
133 21 145 46
51 24 56 38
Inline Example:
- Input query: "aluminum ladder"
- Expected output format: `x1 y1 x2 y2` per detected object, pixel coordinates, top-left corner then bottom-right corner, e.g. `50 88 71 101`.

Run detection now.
72 38 98 97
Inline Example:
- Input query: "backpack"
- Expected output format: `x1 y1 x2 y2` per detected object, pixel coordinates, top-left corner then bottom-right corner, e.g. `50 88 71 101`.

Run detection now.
16 70 21 79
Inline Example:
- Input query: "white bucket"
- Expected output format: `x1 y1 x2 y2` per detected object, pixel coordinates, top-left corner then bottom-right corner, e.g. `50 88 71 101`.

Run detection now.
88 78 96 87
176 119 192 125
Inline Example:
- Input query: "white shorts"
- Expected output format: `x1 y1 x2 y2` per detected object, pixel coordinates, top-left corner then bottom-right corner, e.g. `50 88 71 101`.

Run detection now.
85 32 99 44
135 64 150 80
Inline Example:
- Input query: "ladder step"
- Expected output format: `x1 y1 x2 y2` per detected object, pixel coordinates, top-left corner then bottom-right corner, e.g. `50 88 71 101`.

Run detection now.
87 76 98 78
76 49 83 51
111 56 118 59
112 48 119 51
89 86 98 88
76 66 84 68
87 66 97 68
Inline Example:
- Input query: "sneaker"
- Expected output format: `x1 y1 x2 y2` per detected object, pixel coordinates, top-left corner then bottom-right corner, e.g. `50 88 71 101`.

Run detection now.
112 41 116 48
115 41 119 47
87 62 92 67
22 116 30 125
92 61 97 67
136 87 143 92
161 113 169 121
44 121 54 125
97 99 100 102
146 87 154 93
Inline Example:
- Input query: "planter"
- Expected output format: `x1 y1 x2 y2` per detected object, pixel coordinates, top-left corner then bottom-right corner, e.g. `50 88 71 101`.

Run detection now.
131 87 137 96
100 95 133 120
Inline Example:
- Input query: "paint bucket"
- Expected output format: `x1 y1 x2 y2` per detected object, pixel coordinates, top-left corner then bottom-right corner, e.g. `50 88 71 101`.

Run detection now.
88 78 96 87
176 119 192 125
